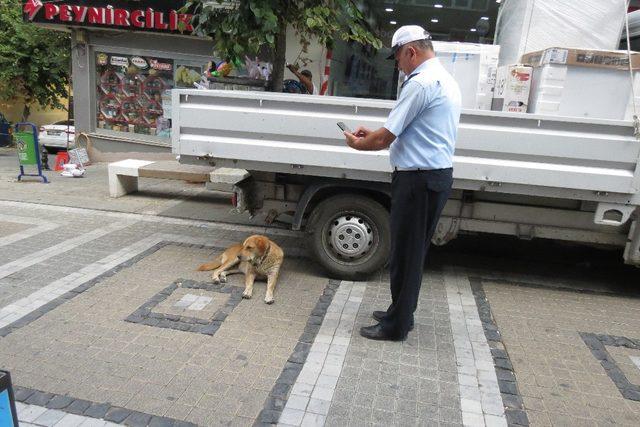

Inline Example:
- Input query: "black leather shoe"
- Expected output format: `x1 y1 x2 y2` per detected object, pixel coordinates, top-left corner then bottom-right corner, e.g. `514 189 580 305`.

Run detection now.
372 310 387 322
359 324 405 341
372 310 415 331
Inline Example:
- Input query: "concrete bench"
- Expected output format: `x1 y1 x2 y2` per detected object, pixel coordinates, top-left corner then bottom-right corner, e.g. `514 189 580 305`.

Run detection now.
108 159 249 198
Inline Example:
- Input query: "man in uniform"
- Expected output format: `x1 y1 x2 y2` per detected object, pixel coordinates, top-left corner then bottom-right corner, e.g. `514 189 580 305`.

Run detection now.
343 25 461 341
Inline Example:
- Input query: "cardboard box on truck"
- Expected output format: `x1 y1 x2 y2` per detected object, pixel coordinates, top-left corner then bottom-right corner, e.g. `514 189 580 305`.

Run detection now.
492 65 533 113
521 47 640 120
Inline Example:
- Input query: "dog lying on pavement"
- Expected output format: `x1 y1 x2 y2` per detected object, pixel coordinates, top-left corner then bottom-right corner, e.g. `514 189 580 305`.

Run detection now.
197 235 284 304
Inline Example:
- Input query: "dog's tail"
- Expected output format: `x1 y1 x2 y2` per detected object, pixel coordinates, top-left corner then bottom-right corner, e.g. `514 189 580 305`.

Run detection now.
197 255 223 271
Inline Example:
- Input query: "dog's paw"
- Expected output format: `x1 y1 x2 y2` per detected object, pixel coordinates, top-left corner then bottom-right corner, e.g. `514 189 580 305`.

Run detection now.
242 291 252 299
219 275 227 283
212 277 221 284
264 297 274 304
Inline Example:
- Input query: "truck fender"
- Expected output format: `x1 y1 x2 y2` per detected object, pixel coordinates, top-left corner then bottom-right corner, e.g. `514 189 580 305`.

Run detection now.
292 180 390 231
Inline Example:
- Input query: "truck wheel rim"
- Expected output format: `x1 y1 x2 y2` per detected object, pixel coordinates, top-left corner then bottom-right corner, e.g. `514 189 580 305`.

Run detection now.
326 214 374 260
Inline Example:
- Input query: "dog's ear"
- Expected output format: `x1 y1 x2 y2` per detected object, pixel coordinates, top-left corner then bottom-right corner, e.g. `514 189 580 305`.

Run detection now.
255 236 270 255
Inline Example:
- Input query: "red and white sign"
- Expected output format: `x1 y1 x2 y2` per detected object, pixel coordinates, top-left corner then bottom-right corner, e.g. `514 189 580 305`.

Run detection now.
23 0 43 21
149 59 172 71
23 1 194 34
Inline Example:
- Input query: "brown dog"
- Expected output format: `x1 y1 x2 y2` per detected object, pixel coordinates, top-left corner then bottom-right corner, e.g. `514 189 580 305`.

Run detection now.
197 235 284 304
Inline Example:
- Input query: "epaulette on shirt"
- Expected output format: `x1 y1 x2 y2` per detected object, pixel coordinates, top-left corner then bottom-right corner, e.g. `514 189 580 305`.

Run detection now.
401 73 419 89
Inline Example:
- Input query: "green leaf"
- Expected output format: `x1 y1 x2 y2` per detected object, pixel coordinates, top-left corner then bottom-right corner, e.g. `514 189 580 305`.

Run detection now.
221 20 233 33
250 2 263 18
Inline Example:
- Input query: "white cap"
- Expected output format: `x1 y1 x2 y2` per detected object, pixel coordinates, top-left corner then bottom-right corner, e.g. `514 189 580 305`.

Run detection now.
387 25 432 59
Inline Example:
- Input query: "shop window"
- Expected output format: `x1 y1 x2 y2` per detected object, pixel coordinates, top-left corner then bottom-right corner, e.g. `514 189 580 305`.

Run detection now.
95 52 173 137
95 52 205 139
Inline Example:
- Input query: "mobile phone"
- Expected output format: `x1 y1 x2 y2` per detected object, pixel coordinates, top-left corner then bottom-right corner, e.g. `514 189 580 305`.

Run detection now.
337 122 351 132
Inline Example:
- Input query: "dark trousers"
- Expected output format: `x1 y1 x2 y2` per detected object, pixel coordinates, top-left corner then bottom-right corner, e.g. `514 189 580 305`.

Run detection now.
380 168 453 338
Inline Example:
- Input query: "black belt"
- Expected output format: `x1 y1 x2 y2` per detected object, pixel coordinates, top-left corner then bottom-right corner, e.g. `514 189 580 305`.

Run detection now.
393 166 428 171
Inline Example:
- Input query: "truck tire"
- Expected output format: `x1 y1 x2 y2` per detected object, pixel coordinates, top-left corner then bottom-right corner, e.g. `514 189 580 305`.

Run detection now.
308 194 390 279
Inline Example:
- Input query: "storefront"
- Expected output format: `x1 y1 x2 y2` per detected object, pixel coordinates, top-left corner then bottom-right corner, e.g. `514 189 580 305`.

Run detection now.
22 0 214 159
89 41 209 143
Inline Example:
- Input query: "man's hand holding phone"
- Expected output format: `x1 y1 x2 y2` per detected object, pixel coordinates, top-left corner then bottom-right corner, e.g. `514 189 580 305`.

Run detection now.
353 126 370 138
340 122 371 149
338 122 368 137
337 121 350 133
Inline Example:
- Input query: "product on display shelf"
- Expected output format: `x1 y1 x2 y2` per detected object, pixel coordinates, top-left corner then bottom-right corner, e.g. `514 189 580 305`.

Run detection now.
142 76 166 100
175 65 203 87
122 75 141 97
521 47 640 120
156 117 171 138
98 94 120 120
94 52 175 137
121 97 141 126
402 41 499 110
138 98 163 115
491 65 533 113
99 70 122 95
496 0 627 67
216 61 233 78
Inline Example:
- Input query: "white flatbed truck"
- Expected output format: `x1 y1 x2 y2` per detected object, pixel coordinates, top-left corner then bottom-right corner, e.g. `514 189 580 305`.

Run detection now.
171 89 640 278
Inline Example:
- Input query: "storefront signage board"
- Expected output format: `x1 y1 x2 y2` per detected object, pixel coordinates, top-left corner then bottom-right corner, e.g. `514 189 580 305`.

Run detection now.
23 0 194 34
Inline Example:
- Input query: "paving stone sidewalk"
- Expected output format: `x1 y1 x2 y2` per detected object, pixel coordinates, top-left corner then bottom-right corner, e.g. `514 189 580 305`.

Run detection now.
0 149 265 226
480 279 640 426
0 202 474 427
1 197 640 427
15 401 122 427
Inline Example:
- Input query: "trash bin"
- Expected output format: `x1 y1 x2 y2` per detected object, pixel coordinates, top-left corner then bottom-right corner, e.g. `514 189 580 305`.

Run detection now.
15 130 39 166
0 113 10 147
15 122 48 183
0 370 19 427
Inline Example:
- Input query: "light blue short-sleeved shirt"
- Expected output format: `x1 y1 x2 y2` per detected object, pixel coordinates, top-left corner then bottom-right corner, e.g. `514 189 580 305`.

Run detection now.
384 57 461 170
